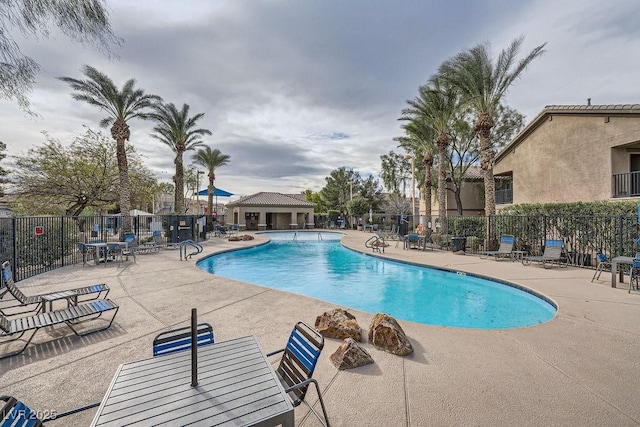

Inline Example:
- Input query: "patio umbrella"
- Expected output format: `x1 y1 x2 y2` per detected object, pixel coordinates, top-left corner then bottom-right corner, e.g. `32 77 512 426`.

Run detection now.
196 187 234 218
369 208 373 223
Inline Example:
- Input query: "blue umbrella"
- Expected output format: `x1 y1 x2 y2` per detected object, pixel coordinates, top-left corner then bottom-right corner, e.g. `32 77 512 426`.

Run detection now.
197 187 234 218
197 188 233 197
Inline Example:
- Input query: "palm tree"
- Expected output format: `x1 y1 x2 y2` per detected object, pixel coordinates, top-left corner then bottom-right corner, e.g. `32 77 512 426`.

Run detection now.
150 103 211 214
439 36 546 216
395 119 436 228
192 146 230 231
59 65 161 232
402 78 460 233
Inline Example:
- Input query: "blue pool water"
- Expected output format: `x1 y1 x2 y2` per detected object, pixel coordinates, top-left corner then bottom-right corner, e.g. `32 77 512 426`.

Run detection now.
196 231 556 329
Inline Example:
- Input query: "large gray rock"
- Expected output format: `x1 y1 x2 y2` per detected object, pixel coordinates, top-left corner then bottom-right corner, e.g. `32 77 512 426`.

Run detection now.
368 313 413 356
329 338 374 370
315 308 362 341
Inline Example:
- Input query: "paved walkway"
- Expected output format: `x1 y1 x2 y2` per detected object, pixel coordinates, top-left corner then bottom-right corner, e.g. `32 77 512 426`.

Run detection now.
1 231 639 426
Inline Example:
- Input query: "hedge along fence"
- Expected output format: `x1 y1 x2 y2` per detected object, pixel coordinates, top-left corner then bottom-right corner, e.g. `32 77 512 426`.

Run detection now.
420 212 639 266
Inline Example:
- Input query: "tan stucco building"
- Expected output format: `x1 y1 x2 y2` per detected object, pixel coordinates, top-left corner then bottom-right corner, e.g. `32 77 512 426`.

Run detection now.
493 104 640 206
226 192 315 231
425 167 485 217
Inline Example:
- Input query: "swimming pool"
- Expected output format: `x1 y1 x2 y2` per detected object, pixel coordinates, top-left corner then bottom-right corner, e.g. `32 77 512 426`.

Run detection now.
197 231 556 329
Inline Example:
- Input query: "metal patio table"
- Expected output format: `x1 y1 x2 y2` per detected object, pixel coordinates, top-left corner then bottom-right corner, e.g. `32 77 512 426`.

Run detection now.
90 335 294 426
610 256 635 288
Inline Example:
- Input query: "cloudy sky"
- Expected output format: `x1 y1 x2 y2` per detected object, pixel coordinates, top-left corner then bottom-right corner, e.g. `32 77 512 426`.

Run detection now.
2 0 639 199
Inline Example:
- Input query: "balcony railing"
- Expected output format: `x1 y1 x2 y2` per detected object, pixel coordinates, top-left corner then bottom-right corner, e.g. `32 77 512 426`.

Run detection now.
495 188 513 204
612 171 640 197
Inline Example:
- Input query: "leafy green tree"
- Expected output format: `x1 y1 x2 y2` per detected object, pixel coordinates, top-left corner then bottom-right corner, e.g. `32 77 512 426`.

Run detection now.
357 175 385 212
446 104 524 214
380 151 410 194
303 189 327 213
59 65 161 231
1 0 120 112
345 195 369 224
150 103 211 214
192 147 230 230
439 36 546 216
11 129 156 216
319 167 361 215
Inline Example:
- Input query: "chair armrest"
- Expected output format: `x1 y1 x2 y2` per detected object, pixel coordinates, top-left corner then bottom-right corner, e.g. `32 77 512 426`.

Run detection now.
266 347 285 357
284 377 317 393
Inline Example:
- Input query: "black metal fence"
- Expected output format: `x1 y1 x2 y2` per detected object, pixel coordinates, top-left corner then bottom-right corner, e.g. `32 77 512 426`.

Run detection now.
0 214 206 282
421 214 640 266
4 213 640 282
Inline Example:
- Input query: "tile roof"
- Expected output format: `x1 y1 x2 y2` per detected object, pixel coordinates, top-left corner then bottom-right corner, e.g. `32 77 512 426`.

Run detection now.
228 192 315 207
544 104 640 112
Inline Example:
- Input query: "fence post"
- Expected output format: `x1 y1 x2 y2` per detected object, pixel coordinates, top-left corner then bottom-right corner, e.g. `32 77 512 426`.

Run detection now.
61 215 65 267
11 217 17 282
619 215 624 257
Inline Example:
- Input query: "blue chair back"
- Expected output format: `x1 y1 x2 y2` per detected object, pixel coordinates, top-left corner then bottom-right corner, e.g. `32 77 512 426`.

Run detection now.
1 395 43 427
501 236 515 244
596 253 608 263
276 321 324 405
153 323 214 357
407 234 419 242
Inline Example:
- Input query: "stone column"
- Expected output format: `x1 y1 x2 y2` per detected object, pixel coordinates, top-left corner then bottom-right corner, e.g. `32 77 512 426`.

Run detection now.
290 211 298 230
258 211 267 231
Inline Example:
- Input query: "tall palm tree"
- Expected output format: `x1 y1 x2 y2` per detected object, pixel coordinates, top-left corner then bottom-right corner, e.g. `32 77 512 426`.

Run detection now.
192 146 230 230
439 36 546 216
402 78 460 233
395 119 436 228
150 103 211 214
59 65 161 232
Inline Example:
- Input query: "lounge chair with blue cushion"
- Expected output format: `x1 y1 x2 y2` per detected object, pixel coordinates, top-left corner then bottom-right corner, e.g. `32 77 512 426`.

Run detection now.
267 321 330 427
0 299 119 359
0 261 109 316
522 239 566 268
479 235 515 261
153 322 214 357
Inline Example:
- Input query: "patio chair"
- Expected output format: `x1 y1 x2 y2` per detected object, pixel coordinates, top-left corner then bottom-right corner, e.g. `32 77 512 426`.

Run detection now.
0 298 119 359
266 321 330 427
629 256 640 293
77 242 95 267
405 233 421 250
152 322 214 357
1 394 101 426
152 230 167 249
0 261 109 316
479 235 515 261
591 252 612 282
522 239 567 268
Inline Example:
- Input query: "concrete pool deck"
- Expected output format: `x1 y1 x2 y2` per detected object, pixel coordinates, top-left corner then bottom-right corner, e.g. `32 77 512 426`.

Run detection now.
1 230 639 426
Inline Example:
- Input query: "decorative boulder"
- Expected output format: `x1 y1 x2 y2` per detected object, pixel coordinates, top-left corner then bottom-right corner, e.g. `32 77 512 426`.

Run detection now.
368 313 413 356
315 308 362 341
330 338 374 370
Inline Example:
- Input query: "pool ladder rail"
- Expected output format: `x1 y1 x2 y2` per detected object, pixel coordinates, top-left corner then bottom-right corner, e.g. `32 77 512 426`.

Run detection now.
180 239 203 260
292 232 323 241
365 235 385 253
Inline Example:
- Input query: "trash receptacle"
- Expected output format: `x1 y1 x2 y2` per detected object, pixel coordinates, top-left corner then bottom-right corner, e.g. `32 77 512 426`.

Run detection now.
451 236 466 252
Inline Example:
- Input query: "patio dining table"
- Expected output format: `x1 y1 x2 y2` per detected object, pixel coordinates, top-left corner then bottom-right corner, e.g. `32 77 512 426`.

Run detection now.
90 335 294 427
610 256 635 288
85 242 129 266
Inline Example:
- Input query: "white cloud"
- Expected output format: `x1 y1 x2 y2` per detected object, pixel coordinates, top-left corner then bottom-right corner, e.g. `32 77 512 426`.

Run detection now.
1 0 638 197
